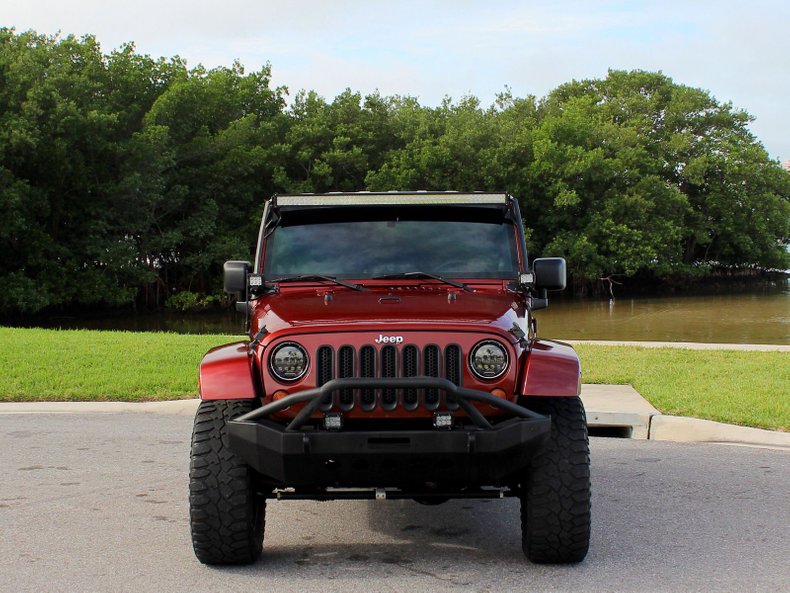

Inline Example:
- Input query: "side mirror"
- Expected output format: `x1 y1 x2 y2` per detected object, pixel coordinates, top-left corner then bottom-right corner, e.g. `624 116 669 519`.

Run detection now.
530 257 566 311
223 260 251 300
533 257 566 291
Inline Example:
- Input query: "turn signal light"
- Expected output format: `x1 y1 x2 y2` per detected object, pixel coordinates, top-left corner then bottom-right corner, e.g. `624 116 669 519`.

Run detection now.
490 388 507 399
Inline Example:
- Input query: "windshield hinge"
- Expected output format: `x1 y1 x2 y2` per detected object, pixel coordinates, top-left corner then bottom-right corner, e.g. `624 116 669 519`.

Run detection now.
509 322 529 349
249 325 268 354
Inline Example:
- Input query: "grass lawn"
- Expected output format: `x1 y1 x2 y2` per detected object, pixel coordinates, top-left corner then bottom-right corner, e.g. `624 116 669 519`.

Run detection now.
0 328 787 430
576 344 789 431
0 328 239 402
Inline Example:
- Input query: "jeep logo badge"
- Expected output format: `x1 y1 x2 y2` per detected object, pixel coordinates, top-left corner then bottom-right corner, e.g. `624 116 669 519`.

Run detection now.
374 334 404 344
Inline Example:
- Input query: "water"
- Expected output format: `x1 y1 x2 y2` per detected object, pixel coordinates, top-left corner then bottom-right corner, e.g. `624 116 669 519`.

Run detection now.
536 287 790 344
19 285 790 345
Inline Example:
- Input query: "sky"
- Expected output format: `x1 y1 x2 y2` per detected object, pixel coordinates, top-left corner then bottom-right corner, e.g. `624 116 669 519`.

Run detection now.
4 0 789 162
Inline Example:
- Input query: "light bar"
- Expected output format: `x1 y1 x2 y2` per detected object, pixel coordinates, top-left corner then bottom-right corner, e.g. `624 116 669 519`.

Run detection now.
276 192 508 207
433 412 453 429
324 413 343 431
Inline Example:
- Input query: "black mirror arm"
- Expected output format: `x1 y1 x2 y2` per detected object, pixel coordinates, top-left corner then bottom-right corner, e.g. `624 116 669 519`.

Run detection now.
531 288 549 311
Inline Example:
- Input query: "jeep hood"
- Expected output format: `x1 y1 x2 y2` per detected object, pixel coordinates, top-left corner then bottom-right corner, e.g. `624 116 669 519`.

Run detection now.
254 286 521 335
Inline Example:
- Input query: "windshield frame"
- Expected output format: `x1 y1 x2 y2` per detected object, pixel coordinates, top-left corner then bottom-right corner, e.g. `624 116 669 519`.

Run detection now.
260 205 524 281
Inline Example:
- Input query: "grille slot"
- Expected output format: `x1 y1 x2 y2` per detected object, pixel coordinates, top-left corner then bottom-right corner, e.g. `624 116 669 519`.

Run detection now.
338 346 355 410
381 345 398 410
317 346 334 411
402 345 419 410
359 345 376 410
444 345 461 410
423 345 440 410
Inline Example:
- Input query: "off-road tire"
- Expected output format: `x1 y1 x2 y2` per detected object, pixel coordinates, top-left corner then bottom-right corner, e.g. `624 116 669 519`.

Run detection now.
520 396 591 563
189 399 265 565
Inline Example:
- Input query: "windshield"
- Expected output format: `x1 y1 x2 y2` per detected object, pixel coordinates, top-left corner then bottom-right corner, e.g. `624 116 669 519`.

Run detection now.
264 210 519 279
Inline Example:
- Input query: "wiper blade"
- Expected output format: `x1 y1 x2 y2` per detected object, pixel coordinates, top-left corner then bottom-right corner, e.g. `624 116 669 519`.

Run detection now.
371 272 474 292
270 274 366 291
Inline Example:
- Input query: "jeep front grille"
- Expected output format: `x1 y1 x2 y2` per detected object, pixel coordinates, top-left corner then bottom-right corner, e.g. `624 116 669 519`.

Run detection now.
402 345 419 411
381 345 398 410
359 345 376 410
424 345 440 410
338 346 355 411
445 344 461 410
314 344 462 411
317 346 333 411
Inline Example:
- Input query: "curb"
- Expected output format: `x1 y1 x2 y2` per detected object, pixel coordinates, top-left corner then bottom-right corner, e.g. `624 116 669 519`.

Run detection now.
577 384 790 450
568 340 790 352
1 394 787 450
649 415 790 450
580 384 657 440
0 399 200 416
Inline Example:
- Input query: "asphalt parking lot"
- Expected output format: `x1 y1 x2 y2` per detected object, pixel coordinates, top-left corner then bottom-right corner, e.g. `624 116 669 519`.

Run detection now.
1 412 788 593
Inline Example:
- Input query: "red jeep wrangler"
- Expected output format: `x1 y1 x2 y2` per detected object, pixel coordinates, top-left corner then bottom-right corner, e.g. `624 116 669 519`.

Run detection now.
189 192 590 565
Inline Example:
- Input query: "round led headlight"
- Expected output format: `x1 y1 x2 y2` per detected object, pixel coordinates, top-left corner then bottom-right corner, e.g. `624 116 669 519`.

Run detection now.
269 342 309 382
469 340 509 380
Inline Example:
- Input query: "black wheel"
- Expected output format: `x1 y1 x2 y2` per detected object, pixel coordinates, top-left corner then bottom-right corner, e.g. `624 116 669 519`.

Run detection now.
189 399 266 565
520 396 591 563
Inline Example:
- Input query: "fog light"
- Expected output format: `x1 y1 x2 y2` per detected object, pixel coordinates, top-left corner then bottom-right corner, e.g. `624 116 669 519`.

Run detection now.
324 413 343 431
433 412 453 429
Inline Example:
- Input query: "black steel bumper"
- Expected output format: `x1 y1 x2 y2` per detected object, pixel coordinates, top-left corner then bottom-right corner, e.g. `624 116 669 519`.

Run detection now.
228 377 551 487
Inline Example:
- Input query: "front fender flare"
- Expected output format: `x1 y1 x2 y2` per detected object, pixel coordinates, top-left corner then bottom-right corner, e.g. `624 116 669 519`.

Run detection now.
198 342 259 400
519 339 581 397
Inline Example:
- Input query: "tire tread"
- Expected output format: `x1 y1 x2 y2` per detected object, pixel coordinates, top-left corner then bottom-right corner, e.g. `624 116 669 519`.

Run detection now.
521 396 591 563
189 400 265 565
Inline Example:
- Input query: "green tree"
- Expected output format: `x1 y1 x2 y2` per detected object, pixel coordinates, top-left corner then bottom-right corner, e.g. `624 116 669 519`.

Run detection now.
1 30 787 315
130 61 286 302
523 70 789 287
0 30 135 312
366 95 501 191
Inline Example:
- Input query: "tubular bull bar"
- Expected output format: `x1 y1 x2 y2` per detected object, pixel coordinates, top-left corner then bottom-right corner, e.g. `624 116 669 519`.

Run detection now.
228 377 551 488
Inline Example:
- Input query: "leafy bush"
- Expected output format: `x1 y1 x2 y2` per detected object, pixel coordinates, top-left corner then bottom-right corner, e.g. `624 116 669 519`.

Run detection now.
166 291 222 312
